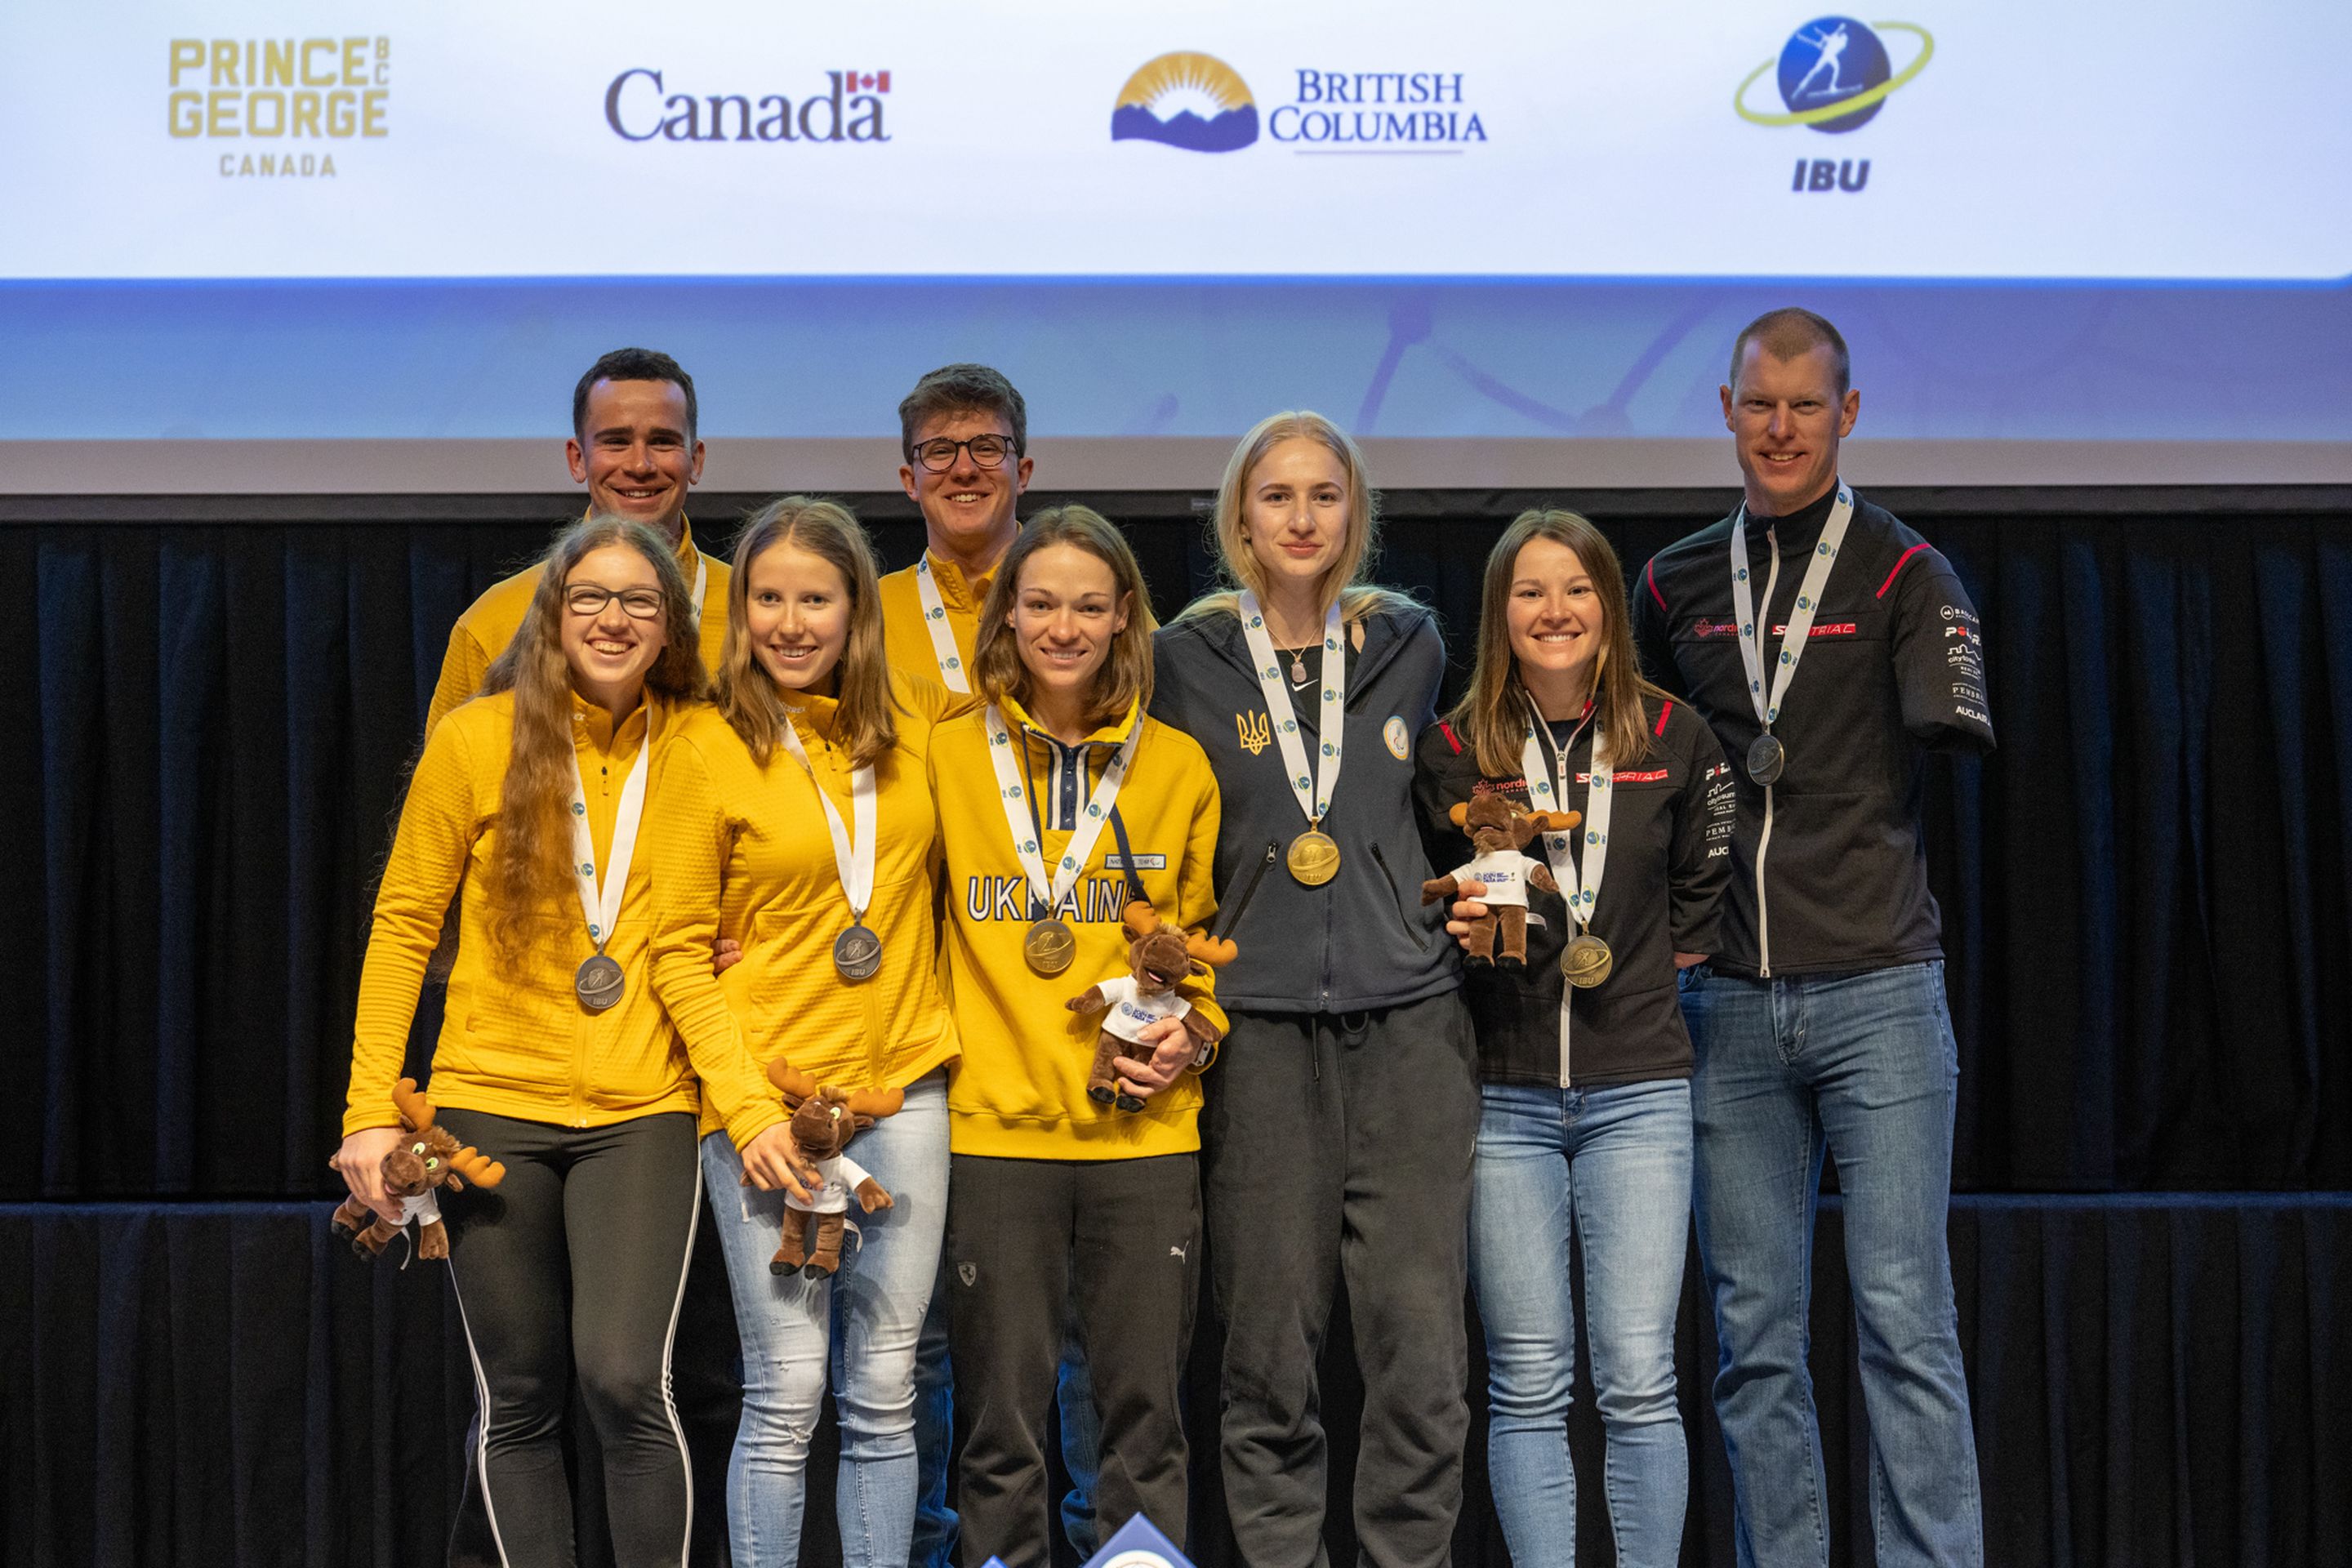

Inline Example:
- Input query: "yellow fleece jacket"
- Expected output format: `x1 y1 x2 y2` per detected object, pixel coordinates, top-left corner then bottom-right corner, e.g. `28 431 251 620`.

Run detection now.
648 671 960 1132
425 520 731 737
342 690 782 1148
878 550 991 694
927 696 1225 1160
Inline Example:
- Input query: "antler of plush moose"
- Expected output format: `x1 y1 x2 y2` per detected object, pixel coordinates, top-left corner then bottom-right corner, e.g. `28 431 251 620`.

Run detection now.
390 1076 507 1189
768 1058 906 1120
1121 899 1237 971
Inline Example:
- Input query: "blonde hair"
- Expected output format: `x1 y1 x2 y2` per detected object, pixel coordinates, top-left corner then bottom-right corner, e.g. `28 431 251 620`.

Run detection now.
479 514 707 961
714 497 898 770
1177 408 1420 627
1448 509 1663 777
973 506 1158 728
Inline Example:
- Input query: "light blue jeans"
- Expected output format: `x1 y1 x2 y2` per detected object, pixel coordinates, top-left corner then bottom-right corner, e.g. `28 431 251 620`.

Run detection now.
1471 1076 1693 1567
1681 960 1983 1568
698 1074 948 1568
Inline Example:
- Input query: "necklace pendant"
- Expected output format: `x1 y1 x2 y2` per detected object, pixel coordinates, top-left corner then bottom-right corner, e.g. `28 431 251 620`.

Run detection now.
1290 655 1308 684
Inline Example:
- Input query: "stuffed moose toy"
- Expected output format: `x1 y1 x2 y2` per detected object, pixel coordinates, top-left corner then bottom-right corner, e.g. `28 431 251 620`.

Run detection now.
763 1058 902 1280
331 1077 507 1261
1065 899 1236 1112
1422 795 1580 968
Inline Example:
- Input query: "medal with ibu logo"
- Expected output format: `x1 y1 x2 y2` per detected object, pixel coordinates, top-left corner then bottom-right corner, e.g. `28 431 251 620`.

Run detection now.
567 728 653 1012
1727 482 1852 788
1522 702 1615 992
982 702 1138 976
914 556 970 694
1237 591 1347 887
775 708 883 983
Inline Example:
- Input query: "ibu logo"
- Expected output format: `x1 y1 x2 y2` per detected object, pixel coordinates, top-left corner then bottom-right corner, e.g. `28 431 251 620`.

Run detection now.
1736 16 1936 194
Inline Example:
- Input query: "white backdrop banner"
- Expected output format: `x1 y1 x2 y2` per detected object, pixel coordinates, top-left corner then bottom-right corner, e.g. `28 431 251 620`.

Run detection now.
6 0 2348 279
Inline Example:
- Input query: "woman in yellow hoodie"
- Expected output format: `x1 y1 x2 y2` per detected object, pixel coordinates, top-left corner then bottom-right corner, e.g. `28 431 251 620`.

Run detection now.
646 497 959 1566
926 505 1225 1560
330 514 800 1568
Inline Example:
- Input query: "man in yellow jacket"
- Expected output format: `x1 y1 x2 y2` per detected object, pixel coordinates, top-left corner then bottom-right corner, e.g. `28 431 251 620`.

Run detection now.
425 347 733 735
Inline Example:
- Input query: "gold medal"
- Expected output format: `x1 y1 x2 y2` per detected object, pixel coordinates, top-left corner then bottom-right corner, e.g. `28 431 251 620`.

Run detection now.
1561 933 1614 989
1024 916 1077 976
1286 829 1341 887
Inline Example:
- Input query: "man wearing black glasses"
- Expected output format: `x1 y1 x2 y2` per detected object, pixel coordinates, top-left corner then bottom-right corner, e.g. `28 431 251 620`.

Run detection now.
878 363 1034 694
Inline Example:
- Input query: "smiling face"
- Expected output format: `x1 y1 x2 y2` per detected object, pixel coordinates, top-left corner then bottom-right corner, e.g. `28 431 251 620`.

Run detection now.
1721 341 1858 518
743 540 852 695
899 407 1031 565
1506 535 1605 711
1007 541 1129 715
561 542 669 709
1241 436 1350 604
566 378 706 536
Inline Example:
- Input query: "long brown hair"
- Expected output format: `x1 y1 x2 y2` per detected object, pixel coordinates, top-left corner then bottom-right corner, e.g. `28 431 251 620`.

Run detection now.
479 514 706 960
1177 408 1420 627
1450 510 1663 777
973 505 1157 729
715 497 898 769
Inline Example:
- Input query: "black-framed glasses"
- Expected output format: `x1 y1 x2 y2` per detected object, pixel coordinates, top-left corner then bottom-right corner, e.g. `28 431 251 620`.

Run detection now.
911 434 1020 472
564 584 666 619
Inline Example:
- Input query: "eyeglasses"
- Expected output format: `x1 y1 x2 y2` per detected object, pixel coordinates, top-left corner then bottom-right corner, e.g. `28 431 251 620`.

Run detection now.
564 584 666 620
911 434 1019 472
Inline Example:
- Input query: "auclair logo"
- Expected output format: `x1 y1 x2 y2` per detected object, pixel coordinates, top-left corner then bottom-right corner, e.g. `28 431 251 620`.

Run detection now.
168 35 390 180
606 68 890 143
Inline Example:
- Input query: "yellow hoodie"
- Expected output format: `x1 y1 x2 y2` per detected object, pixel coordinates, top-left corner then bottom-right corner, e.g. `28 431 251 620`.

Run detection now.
648 670 960 1129
878 550 990 693
927 696 1225 1160
425 520 732 737
343 690 782 1147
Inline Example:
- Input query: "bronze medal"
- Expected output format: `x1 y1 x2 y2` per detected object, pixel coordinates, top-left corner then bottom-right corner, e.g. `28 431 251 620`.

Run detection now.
1561 933 1614 990
575 952 626 1011
1023 916 1077 976
1286 829 1341 887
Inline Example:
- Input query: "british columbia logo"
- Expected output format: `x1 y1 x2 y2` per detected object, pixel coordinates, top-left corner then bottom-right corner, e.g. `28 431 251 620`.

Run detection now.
1112 52 1258 152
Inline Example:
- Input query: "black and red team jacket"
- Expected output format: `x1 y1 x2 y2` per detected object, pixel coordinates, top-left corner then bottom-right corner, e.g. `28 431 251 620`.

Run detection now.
1411 694 1732 1089
1630 483 1997 980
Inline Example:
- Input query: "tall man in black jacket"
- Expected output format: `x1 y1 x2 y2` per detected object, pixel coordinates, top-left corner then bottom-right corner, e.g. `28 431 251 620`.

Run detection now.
1631 310 1992 1568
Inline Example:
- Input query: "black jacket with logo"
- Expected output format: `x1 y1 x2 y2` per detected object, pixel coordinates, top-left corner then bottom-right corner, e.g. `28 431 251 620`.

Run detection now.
1149 603 1460 1013
1412 697 1732 1089
1630 484 1996 978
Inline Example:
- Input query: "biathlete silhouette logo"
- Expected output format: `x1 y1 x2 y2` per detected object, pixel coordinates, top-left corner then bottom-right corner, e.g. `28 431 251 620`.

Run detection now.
1111 52 1259 152
1735 16 1935 134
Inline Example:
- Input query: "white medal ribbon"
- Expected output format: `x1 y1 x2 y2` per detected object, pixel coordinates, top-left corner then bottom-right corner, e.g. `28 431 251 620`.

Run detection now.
982 703 1138 919
1236 590 1345 832
568 732 652 951
1729 482 1853 731
914 557 970 693
688 551 708 632
1522 702 1613 1074
775 711 876 923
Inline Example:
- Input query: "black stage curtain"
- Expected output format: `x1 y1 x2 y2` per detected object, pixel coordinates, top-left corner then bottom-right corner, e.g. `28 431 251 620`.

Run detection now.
5 1196 2345 1568
7 496 2349 1199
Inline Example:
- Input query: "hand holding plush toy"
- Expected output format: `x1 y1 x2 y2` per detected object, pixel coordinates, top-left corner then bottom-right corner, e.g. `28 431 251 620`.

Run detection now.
330 1078 506 1262
763 1058 902 1280
1423 795 1579 969
1066 899 1236 1112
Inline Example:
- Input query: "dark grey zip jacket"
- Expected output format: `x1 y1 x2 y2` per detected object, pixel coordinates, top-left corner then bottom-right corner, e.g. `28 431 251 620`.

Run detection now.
1150 603 1461 1013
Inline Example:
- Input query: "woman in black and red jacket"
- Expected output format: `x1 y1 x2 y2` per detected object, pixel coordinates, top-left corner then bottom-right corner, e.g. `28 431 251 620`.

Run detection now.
1413 508 1731 1568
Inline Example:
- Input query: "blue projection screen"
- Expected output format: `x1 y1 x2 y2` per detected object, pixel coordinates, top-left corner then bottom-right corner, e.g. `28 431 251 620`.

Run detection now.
4 0 2347 492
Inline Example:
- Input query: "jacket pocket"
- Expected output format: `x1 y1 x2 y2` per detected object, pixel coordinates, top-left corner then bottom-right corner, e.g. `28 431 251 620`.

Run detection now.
1218 842 1281 940
1368 843 1431 951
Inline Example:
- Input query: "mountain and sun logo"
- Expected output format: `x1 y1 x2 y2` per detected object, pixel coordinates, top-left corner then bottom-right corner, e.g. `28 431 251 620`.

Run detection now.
1111 51 1258 152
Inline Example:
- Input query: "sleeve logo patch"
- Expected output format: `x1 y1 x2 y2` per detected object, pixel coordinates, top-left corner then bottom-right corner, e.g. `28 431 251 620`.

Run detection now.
1383 715 1410 760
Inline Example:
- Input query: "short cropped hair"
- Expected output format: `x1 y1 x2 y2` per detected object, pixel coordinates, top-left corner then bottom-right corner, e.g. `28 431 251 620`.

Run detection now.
898 363 1028 461
1727 308 1851 397
572 348 698 442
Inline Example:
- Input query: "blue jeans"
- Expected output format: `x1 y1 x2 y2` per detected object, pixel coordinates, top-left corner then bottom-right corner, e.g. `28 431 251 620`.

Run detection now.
909 1269 1101 1568
1681 960 1983 1568
1471 1078 1692 1568
698 1076 948 1568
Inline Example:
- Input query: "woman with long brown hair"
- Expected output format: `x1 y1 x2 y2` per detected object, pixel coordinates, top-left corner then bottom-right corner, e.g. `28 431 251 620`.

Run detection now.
1413 509 1731 1566
645 497 960 1566
926 505 1226 1560
1151 411 1475 1565
331 514 800 1568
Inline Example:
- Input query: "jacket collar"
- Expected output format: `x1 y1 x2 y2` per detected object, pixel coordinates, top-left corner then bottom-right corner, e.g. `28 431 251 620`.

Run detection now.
924 549 993 614
998 690 1142 754
1193 599 1414 706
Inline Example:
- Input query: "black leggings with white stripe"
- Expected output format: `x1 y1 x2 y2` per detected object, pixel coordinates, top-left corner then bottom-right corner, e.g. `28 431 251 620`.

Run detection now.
437 1108 702 1568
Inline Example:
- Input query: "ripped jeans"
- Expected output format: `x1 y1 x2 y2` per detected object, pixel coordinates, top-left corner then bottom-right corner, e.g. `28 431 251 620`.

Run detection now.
697 1073 949 1567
